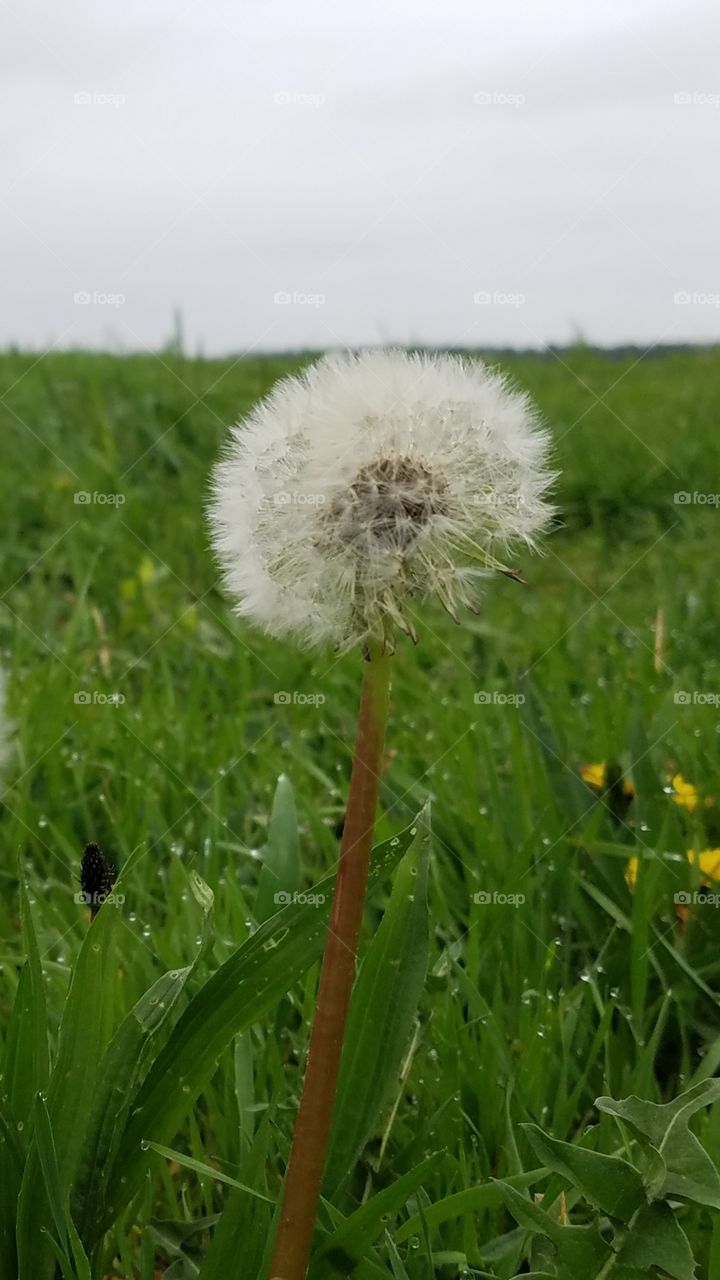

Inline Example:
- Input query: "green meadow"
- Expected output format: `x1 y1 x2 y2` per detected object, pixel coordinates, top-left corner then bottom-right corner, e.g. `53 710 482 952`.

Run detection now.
1 346 719 1277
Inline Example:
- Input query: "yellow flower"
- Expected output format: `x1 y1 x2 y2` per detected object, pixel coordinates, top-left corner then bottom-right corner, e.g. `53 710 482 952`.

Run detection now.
580 762 608 789
626 848 720 891
580 762 635 798
582 763 713 812
688 848 720 881
668 773 699 812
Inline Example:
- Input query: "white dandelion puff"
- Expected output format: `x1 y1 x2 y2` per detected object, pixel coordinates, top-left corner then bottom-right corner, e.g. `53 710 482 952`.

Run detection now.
209 349 555 650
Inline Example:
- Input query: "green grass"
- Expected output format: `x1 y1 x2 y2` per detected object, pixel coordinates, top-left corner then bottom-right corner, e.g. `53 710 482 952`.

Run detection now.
1 345 720 1278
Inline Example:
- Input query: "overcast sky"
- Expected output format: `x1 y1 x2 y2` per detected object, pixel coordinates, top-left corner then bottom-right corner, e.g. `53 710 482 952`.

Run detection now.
2 0 718 354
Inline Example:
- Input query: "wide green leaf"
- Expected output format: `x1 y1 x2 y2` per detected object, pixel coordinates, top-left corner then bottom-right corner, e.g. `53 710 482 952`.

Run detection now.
0 870 50 1280
596 1079 720 1208
104 819 422 1226
73 964 194 1247
499 1181 613 1278
521 1123 645 1221
615 1202 696 1280
324 806 431 1192
16 902 119 1280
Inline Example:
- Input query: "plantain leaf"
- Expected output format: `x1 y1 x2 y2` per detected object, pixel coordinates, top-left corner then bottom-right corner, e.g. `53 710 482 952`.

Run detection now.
73 964 194 1247
33 1094 70 1265
324 807 431 1192
103 818 422 1231
16 901 119 1280
0 869 50 1280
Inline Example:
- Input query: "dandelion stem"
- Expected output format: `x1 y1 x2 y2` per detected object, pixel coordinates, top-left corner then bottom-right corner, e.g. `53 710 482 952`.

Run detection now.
269 642 391 1280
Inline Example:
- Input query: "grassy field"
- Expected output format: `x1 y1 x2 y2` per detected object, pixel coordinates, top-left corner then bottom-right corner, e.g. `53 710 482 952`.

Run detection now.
1 345 720 1278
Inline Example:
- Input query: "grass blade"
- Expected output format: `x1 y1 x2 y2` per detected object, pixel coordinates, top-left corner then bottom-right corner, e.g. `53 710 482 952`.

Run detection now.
254 773 301 923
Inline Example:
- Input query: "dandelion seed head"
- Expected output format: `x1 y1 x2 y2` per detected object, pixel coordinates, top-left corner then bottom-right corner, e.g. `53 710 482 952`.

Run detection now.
209 349 555 649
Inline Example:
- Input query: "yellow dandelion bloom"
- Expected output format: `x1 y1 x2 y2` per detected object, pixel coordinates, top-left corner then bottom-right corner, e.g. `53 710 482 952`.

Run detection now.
668 773 699 812
625 856 639 888
580 762 607 789
580 761 635 798
626 847 720 892
688 848 720 881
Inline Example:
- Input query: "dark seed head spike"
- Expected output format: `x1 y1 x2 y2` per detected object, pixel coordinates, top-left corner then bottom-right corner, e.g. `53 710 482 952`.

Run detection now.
80 842 117 919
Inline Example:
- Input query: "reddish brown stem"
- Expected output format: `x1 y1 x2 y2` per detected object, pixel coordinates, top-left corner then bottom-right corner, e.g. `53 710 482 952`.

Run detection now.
269 647 391 1280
